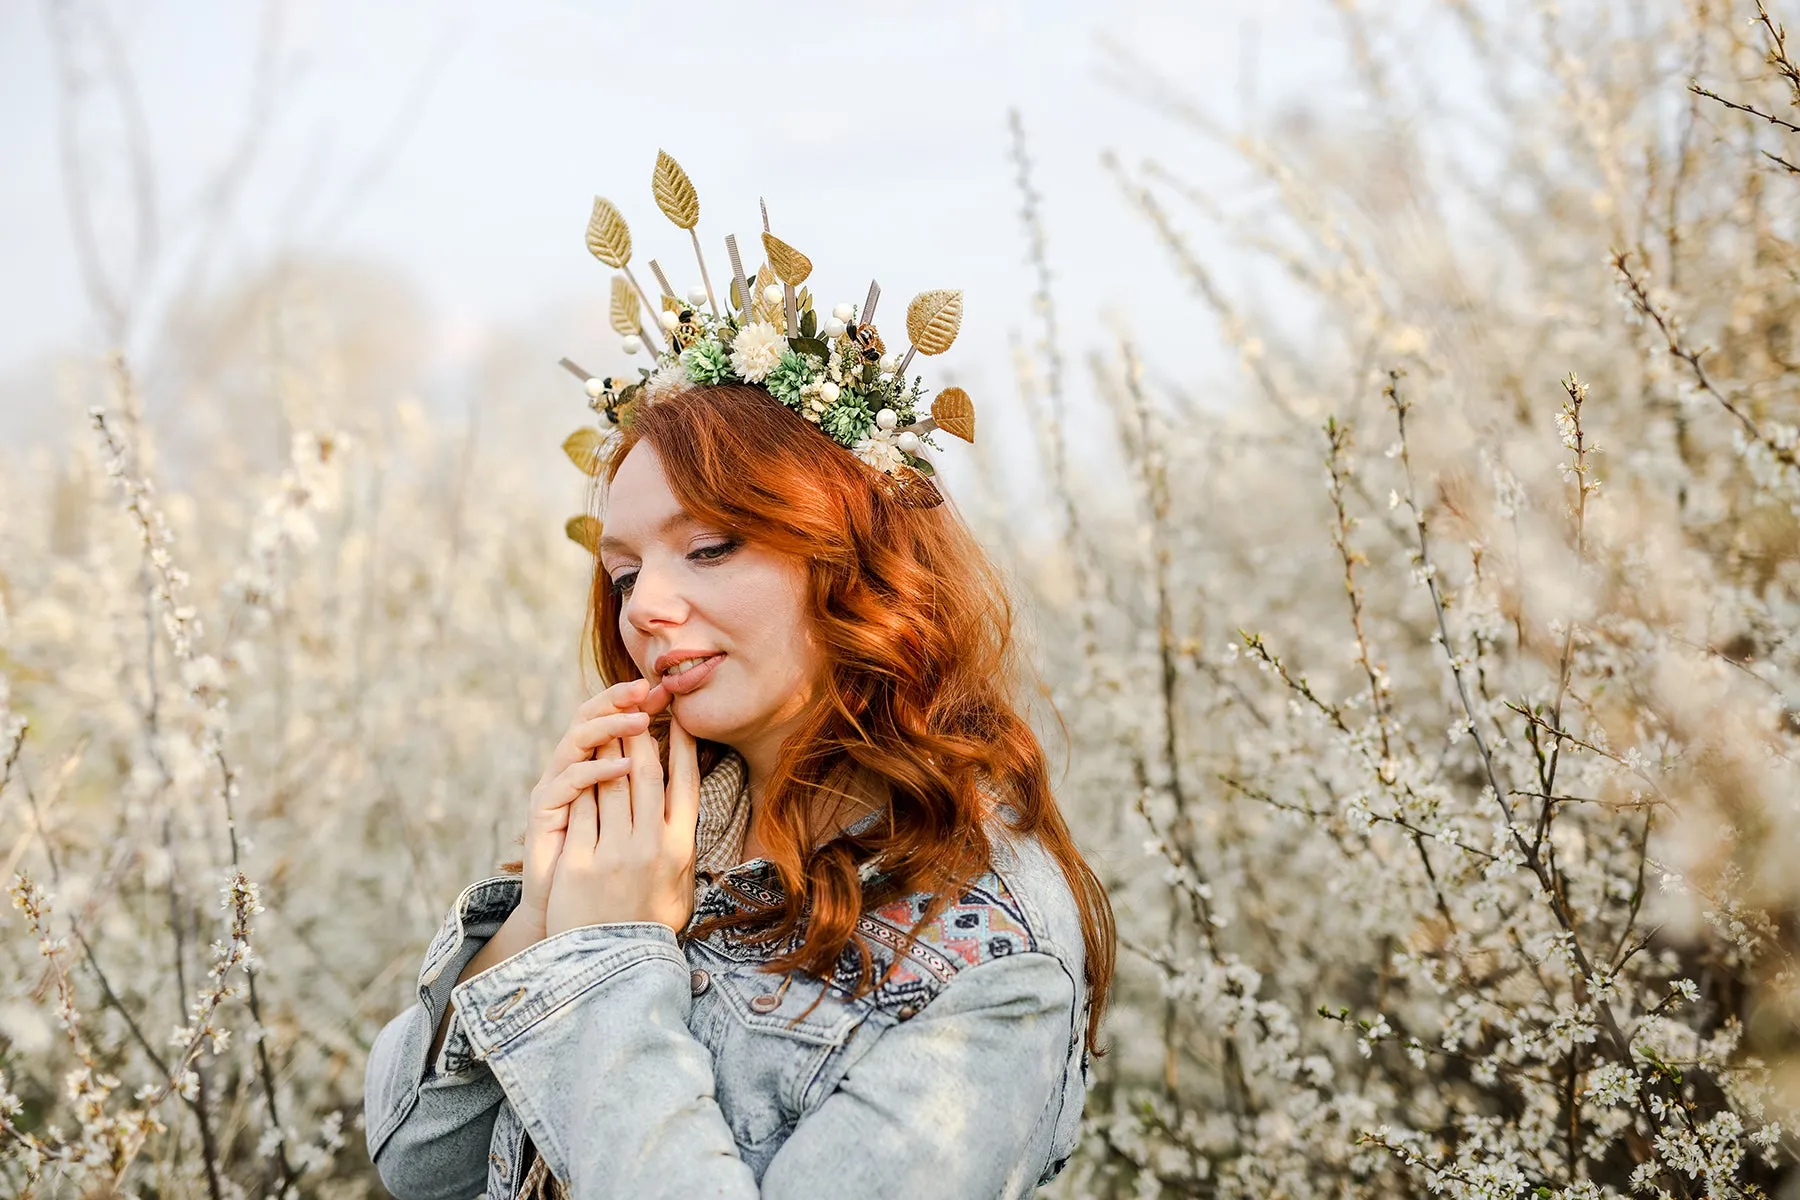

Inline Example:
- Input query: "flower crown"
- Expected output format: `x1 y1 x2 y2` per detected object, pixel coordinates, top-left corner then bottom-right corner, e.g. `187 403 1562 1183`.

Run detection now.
558 150 978 555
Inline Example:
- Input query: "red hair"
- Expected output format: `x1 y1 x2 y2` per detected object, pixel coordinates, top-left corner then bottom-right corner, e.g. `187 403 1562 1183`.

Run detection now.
585 383 1114 1054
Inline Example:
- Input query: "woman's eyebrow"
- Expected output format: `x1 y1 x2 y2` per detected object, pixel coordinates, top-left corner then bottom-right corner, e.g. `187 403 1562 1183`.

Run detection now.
597 511 699 556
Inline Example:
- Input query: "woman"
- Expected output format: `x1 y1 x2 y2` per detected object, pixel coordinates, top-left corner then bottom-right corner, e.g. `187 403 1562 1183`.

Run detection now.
363 176 1114 1198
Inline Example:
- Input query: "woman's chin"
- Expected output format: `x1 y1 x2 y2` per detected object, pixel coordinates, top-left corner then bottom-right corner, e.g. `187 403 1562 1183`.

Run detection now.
669 693 736 740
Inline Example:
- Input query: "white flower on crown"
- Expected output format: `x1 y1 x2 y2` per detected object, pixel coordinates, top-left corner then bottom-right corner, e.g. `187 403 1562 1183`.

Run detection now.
729 321 786 383
645 359 693 403
851 427 907 474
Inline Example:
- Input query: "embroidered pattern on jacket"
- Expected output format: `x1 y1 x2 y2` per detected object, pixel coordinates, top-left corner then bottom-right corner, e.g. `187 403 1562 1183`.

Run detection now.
689 863 1038 1014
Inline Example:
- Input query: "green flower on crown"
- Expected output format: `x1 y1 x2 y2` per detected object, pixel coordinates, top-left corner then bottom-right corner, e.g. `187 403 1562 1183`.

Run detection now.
680 340 731 386
764 350 815 409
820 394 875 444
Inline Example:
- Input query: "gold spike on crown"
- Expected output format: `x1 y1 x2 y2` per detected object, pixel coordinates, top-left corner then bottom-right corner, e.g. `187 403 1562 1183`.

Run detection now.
556 150 978 549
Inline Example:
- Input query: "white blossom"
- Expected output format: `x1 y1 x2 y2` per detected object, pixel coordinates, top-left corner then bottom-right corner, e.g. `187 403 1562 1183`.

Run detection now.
728 321 787 382
850 428 907 474
644 358 693 402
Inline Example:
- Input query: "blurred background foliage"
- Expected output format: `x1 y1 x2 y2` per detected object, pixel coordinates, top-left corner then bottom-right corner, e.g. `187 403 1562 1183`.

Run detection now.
4 1 1800 1196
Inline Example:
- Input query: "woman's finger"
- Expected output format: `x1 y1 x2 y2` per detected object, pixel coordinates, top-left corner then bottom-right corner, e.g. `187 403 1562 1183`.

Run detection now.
638 678 671 715
543 679 648 781
596 731 634 841
665 712 700 848
566 790 598 854
534 756 634 823
622 727 666 848
573 709 652 747
572 677 652 725
544 710 650 780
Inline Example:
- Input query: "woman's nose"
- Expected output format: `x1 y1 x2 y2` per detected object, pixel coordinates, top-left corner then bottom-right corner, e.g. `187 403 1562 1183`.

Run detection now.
622 563 688 631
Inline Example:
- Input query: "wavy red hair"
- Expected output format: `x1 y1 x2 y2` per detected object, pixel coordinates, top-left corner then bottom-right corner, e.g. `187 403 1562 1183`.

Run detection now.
582 383 1114 1054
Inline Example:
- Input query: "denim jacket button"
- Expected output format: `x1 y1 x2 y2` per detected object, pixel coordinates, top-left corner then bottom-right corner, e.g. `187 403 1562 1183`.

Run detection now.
896 1003 918 1021
749 992 781 1013
690 968 711 996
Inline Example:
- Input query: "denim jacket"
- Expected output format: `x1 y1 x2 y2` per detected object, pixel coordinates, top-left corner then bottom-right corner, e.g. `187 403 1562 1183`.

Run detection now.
362 751 1094 1199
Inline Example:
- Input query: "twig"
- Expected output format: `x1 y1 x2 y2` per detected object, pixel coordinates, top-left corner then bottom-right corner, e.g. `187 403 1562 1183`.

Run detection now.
1323 417 1394 761
1008 111 1104 663
1101 152 1304 426
90 365 299 1195
1118 334 1238 1105
1611 250 1796 470
1386 372 1644 1070
1533 375 1597 862
1764 148 1800 174
1688 82 1800 134
1756 0 1800 106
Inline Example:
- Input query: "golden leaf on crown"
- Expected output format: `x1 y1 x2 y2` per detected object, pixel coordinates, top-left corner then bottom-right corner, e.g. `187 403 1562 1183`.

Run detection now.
749 264 786 326
565 515 604 554
760 233 813 286
878 465 944 509
586 197 632 268
906 289 963 355
608 276 641 336
652 151 700 230
931 387 976 443
562 428 607 475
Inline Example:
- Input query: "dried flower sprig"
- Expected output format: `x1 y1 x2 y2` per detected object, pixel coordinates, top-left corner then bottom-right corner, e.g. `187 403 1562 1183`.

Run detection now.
1611 250 1800 513
87 357 299 1194
3 869 261 1193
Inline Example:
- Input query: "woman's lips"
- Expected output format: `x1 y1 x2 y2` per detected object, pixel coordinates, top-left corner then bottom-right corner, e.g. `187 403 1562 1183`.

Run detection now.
660 652 724 696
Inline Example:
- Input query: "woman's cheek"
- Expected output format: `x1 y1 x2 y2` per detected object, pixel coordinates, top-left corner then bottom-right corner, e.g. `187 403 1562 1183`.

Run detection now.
620 624 647 675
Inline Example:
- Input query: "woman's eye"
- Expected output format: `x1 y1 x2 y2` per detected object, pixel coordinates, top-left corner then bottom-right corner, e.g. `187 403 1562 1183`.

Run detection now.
690 539 740 563
610 540 737 598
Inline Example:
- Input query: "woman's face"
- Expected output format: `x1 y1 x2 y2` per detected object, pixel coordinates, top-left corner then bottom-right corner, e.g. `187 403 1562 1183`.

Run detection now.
599 442 823 762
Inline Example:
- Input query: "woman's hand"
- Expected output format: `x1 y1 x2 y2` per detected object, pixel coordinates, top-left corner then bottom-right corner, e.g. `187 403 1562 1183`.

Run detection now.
544 699 702 937
522 678 666 934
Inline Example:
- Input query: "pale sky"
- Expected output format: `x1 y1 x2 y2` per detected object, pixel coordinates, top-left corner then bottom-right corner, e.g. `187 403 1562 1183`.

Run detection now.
0 1 1377 474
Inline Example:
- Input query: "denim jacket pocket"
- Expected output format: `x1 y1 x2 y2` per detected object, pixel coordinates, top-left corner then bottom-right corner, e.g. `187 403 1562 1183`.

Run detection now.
698 950 866 1156
686 868 869 1158
713 962 862 1045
